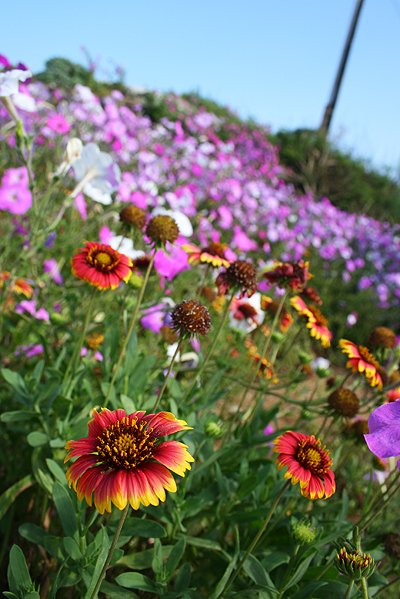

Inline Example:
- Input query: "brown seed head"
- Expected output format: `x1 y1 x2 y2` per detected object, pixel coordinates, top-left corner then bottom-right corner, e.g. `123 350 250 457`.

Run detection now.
328 387 360 417
219 260 257 296
120 205 146 229
171 299 211 336
146 215 179 245
368 326 396 349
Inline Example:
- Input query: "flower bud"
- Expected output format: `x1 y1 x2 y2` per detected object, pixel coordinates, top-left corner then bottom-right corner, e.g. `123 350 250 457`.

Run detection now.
336 547 375 581
291 518 317 544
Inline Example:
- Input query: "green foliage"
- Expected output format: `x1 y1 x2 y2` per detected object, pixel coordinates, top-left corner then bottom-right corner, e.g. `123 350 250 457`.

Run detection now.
271 128 400 222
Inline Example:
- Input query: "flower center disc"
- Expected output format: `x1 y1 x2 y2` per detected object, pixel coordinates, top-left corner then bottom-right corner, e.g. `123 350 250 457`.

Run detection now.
296 440 331 475
96 417 155 471
358 345 379 368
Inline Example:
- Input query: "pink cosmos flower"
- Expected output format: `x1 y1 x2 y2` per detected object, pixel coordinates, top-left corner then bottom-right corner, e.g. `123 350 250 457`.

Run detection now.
46 113 71 135
154 245 189 281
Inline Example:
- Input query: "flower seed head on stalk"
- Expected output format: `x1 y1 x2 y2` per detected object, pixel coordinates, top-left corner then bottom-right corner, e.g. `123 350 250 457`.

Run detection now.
368 326 396 349
216 260 257 298
146 215 179 246
336 546 376 581
120 205 147 230
171 299 211 337
328 387 360 418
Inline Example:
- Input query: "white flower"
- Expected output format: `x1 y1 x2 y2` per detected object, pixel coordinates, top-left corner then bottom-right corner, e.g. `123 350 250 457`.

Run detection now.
55 138 83 177
71 142 121 204
12 92 37 112
0 69 32 97
108 235 145 260
229 292 264 334
152 207 193 237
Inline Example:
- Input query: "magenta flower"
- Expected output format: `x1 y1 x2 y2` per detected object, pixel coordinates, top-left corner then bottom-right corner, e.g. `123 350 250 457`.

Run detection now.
15 300 49 322
0 167 32 215
364 401 400 468
43 259 63 285
15 344 44 358
46 113 71 134
154 245 189 281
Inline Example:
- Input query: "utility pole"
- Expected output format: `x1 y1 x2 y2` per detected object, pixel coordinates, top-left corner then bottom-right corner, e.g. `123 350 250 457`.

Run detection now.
320 0 365 134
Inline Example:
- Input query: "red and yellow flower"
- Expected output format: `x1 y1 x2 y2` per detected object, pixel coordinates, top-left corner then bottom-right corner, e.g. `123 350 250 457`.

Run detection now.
71 242 132 290
274 431 336 500
339 339 383 390
65 408 194 514
291 296 332 348
263 260 311 292
261 295 293 333
182 242 232 269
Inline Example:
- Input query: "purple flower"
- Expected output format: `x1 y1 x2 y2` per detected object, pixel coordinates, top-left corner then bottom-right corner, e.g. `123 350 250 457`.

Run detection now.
154 245 189 281
15 344 44 358
43 259 63 285
15 299 49 321
0 167 32 215
141 299 175 333
364 401 400 468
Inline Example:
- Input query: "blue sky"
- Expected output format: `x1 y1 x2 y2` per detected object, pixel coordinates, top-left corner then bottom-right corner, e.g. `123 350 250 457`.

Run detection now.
3 0 400 173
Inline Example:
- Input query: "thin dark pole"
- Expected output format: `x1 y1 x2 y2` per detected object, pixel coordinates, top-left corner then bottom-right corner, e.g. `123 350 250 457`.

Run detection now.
320 0 365 134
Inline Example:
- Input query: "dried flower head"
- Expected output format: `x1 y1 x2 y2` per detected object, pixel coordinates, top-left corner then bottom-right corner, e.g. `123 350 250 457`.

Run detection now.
328 388 360 417
146 215 179 245
120 205 147 230
216 260 257 298
368 326 396 349
171 300 211 337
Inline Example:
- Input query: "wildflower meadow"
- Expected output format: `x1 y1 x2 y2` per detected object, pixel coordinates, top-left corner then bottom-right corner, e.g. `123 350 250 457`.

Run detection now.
1 56 400 598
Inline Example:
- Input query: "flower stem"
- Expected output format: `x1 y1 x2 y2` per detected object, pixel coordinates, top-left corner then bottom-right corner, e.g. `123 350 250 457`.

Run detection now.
184 289 235 403
344 580 355 599
360 576 370 599
87 505 129 599
219 481 289 596
228 291 288 434
103 252 155 408
152 337 184 411
63 288 97 394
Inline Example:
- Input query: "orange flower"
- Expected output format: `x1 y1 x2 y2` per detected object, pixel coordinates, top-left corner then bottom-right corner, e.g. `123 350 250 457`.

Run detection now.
261 295 293 333
182 242 231 268
71 242 132 290
339 339 383 390
274 431 336 500
291 296 332 348
65 409 194 514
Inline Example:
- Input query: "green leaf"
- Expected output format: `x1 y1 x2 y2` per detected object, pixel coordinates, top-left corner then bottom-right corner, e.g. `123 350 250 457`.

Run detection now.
19 523 61 558
166 538 186 580
280 554 315 592
99 581 139 598
290 581 328 599
63 537 82 561
115 572 159 592
152 539 164 577
84 528 110 599
27 432 49 447
53 482 77 537
174 562 191 593
7 545 33 595
120 394 136 413
118 546 173 570
123 517 166 538
0 411 36 423
184 536 223 552
46 459 67 486
1 369 29 400
0 475 34 521
243 554 277 590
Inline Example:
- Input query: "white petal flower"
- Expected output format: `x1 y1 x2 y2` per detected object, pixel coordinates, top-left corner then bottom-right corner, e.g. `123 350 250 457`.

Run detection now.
0 69 32 97
108 235 145 260
71 142 121 204
229 292 264 334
